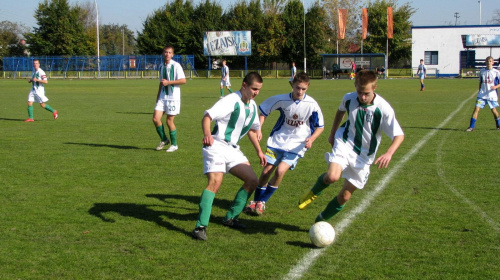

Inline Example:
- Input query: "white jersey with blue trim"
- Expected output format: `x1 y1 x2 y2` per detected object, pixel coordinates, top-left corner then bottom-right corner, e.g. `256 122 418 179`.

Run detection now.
260 93 324 157
205 91 260 146
336 92 404 164
158 60 185 100
478 67 500 101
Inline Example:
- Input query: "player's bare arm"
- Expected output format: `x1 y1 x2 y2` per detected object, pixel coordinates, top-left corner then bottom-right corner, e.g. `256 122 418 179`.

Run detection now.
328 110 346 147
305 127 324 149
202 114 214 146
248 129 267 166
374 135 405 169
257 114 266 141
161 78 187 87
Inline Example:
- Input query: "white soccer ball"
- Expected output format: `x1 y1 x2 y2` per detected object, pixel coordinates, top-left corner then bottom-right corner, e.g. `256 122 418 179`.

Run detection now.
309 221 335 248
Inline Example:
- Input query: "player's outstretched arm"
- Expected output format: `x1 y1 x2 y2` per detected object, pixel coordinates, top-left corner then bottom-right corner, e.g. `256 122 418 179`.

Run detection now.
305 127 324 149
374 135 404 169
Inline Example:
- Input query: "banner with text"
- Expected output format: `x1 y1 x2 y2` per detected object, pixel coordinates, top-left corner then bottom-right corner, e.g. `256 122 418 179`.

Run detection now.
203 31 252 56
464 34 500 47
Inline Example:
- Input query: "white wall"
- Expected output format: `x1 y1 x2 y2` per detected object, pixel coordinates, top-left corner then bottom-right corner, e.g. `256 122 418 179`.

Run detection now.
412 25 500 76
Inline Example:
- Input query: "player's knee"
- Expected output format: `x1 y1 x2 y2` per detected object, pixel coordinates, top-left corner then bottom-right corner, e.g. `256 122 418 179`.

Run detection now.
324 173 341 184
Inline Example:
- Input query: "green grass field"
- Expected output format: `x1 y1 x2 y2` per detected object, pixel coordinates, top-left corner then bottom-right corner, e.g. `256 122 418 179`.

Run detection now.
1 77 499 279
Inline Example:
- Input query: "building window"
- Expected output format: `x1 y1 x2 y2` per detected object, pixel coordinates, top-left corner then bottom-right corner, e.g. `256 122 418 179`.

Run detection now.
424 51 438 65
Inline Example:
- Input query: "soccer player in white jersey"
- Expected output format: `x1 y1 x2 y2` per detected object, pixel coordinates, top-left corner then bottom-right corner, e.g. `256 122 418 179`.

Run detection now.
220 59 233 98
289 62 297 88
466 56 500 131
192 72 266 241
416 59 427 91
24 59 58 122
298 70 405 223
153 45 186 152
244 72 324 215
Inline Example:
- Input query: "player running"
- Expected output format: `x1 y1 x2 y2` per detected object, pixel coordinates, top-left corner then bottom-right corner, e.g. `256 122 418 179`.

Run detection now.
298 70 404 223
24 59 58 122
244 72 324 215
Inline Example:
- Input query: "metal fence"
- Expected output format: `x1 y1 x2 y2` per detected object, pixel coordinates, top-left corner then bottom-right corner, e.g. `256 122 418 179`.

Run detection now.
2 55 196 79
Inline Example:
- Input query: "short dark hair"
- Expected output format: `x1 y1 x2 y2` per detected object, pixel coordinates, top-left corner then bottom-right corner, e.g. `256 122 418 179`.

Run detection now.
243 72 263 86
292 72 310 85
163 45 174 53
355 70 378 88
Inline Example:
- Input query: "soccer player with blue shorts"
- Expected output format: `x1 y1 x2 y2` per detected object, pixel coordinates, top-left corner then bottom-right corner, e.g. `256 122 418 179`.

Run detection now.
192 72 266 241
153 45 186 152
466 56 500 131
244 72 324 215
417 59 426 91
298 70 404 223
289 62 297 88
25 59 58 122
220 60 233 98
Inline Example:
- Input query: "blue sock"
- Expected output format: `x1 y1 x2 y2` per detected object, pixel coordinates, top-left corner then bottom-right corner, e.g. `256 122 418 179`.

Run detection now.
254 186 266 201
470 118 477 128
260 185 278 203
421 83 424 89
495 117 500 127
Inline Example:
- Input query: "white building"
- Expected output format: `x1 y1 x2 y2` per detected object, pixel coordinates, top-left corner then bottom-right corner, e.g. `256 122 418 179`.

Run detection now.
412 25 500 77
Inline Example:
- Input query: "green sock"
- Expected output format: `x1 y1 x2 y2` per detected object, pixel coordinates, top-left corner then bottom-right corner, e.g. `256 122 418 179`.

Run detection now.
220 89 224 96
170 129 177 146
316 196 345 222
224 187 251 220
311 173 329 195
44 104 55 113
27 106 34 119
228 88 233 93
155 125 168 142
196 190 215 228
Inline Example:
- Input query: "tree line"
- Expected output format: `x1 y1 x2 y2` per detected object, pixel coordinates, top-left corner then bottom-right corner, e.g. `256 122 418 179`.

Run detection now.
1 0 421 70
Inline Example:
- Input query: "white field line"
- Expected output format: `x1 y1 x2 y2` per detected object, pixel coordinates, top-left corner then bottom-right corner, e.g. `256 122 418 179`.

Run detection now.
436 125 500 232
283 92 477 280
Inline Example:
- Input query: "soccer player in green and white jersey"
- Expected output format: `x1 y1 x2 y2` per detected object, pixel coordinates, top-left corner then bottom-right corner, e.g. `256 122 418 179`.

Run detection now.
24 59 58 122
192 72 266 241
153 45 186 152
220 59 233 98
298 70 405 223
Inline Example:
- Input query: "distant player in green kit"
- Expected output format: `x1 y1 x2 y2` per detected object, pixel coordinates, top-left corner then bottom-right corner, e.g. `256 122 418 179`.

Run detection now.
220 59 233 98
153 45 187 152
24 59 58 122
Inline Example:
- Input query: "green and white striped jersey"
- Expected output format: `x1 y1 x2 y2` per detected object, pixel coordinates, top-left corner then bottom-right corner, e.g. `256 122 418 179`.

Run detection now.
336 92 404 164
158 60 185 100
205 91 260 146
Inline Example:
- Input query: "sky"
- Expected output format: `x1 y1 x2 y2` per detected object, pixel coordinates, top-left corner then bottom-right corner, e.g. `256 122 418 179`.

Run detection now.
0 0 498 35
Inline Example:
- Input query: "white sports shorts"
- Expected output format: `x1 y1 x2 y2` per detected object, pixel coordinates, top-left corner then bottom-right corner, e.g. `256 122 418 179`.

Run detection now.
325 139 371 189
220 79 231 87
28 89 49 103
202 139 248 174
155 98 180 115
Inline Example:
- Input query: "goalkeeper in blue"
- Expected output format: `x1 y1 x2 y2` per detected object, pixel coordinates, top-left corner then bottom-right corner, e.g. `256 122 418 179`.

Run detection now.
244 72 324 216
298 70 404 223
465 56 500 132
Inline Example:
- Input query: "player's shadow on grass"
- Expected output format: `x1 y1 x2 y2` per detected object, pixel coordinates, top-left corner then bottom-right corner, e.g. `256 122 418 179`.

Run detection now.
147 193 306 236
116 112 151 115
65 142 149 150
0 117 32 121
89 202 197 237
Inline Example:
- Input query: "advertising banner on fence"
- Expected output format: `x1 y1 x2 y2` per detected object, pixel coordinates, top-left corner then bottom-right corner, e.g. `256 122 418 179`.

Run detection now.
203 31 252 56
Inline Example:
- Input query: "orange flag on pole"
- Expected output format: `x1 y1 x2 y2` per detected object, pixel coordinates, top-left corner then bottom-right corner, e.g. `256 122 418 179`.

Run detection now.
338 9 348 40
362 8 368 40
387 7 393 39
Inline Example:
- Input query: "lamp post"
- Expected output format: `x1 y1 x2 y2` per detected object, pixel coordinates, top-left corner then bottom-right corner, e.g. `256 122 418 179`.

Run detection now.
303 0 306 73
478 1 481 25
94 0 100 77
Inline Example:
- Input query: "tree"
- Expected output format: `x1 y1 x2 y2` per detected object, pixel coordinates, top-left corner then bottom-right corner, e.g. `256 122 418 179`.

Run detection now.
321 0 363 54
281 0 305 66
305 3 332 69
488 9 500 24
100 24 135 55
0 21 29 58
136 0 194 55
363 0 415 67
25 0 95 56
